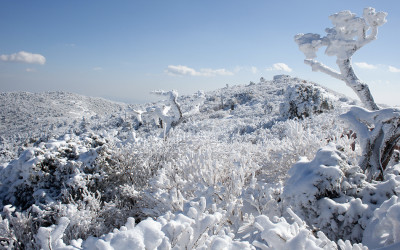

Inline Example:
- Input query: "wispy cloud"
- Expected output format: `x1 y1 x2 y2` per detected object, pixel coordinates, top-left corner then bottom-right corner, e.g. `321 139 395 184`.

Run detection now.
0 51 46 65
233 66 258 74
200 68 233 76
266 63 292 72
165 65 233 77
93 67 103 71
251 66 258 74
25 68 37 72
388 66 400 73
354 62 377 69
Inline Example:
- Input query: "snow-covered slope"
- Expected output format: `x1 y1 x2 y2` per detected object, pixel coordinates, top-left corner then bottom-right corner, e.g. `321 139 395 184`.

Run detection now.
0 92 128 166
0 91 126 135
1 76 399 249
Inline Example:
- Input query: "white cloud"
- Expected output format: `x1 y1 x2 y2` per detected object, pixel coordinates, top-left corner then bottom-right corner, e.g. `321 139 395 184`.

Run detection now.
354 62 377 69
166 65 198 76
165 65 233 77
0 51 46 65
388 66 400 73
267 63 292 72
93 67 103 71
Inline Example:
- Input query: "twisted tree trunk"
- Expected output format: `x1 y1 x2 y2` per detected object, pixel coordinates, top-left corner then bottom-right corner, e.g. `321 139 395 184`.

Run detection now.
337 58 379 111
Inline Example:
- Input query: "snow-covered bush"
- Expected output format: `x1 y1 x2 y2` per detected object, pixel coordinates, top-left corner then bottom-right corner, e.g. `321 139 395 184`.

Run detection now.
36 197 253 250
36 197 371 250
137 135 261 217
0 205 38 249
280 82 334 119
0 132 168 246
282 142 400 245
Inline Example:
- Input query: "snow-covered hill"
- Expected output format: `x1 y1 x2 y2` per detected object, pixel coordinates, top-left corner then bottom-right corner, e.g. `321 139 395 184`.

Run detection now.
1 76 399 249
0 92 129 166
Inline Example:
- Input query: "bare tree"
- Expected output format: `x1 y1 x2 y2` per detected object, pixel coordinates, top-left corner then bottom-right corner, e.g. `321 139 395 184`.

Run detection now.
295 7 387 111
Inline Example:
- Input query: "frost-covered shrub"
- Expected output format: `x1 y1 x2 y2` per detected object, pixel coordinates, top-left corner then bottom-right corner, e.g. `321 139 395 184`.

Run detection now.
36 198 369 250
242 180 282 218
0 205 38 249
233 92 255 105
280 82 334 119
37 197 253 250
0 134 105 211
282 143 400 244
283 144 346 209
139 136 261 217
0 132 168 246
249 209 346 250
283 144 371 242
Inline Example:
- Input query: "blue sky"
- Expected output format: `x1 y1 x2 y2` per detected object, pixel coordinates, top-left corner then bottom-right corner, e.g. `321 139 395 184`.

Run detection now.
1 0 399 105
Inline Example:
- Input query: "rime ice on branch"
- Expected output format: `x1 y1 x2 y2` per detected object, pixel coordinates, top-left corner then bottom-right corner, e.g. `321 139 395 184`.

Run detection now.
295 7 387 111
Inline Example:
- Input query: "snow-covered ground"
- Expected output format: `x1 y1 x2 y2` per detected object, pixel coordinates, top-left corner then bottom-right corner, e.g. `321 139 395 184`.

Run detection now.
1 76 399 249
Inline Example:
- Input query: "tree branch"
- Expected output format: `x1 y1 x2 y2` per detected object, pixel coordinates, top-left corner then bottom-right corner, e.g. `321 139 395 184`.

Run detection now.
304 59 344 81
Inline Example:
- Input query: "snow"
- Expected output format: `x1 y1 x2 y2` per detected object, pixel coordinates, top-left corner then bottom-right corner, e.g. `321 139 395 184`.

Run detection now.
363 196 400 248
0 75 399 250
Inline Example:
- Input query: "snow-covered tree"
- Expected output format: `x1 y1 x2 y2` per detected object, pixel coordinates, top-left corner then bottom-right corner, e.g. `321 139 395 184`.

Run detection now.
131 109 144 128
154 105 174 140
151 90 183 120
150 90 184 139
295 7 387 111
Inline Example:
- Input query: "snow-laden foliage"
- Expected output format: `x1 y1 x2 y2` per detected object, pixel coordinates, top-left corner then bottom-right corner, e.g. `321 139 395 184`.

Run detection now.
279 81 334 119
283 143 400 246
35 197 371 250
